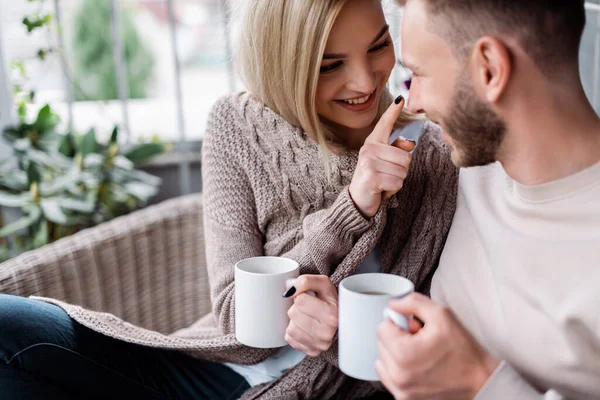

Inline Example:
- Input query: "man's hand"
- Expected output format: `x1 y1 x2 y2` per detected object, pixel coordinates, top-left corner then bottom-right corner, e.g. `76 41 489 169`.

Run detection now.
376 293 500 400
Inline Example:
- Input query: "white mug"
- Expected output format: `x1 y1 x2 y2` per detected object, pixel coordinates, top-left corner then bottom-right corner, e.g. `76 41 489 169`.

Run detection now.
235 256 299 348
338 273 414 381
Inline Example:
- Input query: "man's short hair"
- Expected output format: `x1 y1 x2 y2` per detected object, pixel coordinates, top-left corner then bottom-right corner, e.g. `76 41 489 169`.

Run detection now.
398 0 586 77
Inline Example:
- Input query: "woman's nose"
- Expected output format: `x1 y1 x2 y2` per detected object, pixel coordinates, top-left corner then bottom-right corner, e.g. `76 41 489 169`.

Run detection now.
346 62 377 94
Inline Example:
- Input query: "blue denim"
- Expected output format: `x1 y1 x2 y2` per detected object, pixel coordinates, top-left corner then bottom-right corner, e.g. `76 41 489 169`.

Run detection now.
0 294 249 399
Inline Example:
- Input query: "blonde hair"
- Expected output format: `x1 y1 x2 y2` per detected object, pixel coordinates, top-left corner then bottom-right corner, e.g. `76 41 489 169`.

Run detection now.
233 0 414 163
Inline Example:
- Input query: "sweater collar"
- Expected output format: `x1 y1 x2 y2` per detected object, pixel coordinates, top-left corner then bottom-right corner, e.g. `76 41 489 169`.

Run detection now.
233 92 400 209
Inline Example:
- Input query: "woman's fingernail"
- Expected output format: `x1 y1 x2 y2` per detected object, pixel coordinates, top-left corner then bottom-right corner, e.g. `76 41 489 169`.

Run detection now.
406 139 417 144
282 286 297 298
395 95 404 105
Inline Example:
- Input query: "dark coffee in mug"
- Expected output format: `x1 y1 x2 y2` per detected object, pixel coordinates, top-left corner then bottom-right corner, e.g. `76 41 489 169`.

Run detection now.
359 291 391 295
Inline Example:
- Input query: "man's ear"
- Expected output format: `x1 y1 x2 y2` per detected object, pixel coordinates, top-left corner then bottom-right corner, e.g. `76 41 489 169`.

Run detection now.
471 36 512 104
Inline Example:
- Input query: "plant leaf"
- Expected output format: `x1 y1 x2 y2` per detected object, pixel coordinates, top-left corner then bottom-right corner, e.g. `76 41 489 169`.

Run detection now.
0 191 29 207
83 153 104 169
32 219 48 248
124 143 166 164
27 148 72 169
40 198 68 224
27 163 41 184
58 133 76 157
130 170 162 186
113 155 134 170
39 166 81 196
34 105 60 132
14 138 31 152
17 102 27 123
0 206 41 237
0 171 28 192
38 131 61 153
110 126 119 144
3 127 24 142
80 128 100 157
123 181 158 200
57 197 95 213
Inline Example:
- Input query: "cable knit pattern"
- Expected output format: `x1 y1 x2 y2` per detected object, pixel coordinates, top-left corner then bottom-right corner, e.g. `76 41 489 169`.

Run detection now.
34 92 458 400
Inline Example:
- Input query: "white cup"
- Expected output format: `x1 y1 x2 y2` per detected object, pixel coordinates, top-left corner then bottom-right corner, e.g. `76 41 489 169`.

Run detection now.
235 256 300 348
338 273 414 381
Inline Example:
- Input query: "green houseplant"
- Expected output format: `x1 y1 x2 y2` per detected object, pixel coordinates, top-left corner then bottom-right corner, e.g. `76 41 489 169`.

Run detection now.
0 105 168 262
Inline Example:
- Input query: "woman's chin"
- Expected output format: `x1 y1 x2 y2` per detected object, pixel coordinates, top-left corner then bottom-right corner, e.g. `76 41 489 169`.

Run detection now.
332 112 378 131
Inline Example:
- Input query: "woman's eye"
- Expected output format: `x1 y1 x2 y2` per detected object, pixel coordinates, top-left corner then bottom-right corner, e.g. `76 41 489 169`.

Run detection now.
369 39 391 53
320 61 343 74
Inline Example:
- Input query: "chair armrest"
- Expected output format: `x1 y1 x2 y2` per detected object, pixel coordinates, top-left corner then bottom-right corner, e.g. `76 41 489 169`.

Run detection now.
0 193 211 334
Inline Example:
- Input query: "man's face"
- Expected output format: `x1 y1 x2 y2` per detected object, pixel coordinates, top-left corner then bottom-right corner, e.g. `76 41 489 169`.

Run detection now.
400 0 506 167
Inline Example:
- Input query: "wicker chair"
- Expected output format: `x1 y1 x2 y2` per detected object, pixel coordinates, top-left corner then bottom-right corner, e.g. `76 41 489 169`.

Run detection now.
0 193 211 335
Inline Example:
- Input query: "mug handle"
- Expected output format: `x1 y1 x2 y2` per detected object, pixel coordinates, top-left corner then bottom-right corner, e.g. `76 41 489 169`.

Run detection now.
382 307 409 331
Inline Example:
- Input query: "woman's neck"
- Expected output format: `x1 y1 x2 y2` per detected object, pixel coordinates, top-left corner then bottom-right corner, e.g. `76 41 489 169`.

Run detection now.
327 120 376 151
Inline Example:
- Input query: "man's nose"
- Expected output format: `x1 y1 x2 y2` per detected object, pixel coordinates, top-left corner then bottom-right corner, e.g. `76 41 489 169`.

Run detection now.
406 80 425 114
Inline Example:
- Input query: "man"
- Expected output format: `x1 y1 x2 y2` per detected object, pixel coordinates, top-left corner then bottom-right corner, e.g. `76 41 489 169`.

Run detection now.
376 1 600 399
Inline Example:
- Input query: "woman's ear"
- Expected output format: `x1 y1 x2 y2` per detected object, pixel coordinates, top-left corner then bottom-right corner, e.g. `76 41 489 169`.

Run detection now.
471 36 512 104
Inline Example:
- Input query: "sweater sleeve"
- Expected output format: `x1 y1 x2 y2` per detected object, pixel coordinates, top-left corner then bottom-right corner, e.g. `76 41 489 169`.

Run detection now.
202 97 376 336
312 122 460 400
475 362 562 400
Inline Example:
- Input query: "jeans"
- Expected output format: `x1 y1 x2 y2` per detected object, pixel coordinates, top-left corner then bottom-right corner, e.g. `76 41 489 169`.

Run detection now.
0 294 250 400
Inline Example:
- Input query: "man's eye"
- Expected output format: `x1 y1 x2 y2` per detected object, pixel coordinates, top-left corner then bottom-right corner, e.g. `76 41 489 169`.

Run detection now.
320 61 343 74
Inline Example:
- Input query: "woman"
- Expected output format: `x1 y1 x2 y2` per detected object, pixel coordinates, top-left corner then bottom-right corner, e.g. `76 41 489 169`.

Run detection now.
0 0 458 399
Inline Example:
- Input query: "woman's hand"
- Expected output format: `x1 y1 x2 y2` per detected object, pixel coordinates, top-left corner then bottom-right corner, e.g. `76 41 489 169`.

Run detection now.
349 96 416 218
283 275 338 357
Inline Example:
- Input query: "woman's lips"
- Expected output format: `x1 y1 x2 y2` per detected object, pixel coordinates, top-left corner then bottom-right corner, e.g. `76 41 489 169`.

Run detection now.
334 89 377 112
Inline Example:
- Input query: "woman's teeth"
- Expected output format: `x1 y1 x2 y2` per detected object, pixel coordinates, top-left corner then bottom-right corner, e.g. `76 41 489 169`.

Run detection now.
341 94 371 105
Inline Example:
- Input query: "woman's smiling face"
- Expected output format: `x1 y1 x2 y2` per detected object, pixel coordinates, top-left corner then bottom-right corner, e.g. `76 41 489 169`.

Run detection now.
316 0 396 132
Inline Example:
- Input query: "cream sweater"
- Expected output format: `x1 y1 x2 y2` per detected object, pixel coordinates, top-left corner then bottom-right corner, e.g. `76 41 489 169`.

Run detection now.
36 93 458 399
433 161 600 400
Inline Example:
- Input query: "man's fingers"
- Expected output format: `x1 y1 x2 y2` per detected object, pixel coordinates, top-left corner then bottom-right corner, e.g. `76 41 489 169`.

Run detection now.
387 293 440 325
377 319 421 369
407 317 423 334
366 95 405 144
377 319 411 345
375 359 402 399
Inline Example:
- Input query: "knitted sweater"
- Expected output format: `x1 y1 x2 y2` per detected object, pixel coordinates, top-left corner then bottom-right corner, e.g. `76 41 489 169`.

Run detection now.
36 93 459 399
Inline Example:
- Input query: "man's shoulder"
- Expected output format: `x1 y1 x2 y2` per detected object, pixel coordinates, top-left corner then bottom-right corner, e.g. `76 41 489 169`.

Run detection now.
459 162 503 181
456 162 506 205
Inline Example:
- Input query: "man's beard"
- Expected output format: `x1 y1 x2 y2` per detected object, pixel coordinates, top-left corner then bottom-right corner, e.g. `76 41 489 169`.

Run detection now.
443 73 507 167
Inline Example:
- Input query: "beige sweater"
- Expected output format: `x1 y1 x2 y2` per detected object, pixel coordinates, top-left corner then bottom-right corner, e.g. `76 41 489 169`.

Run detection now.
37 93 458 399
433 162 600 400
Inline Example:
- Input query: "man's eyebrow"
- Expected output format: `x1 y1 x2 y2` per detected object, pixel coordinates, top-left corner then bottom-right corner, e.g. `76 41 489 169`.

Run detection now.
400 57 421 74
323 24 390 60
